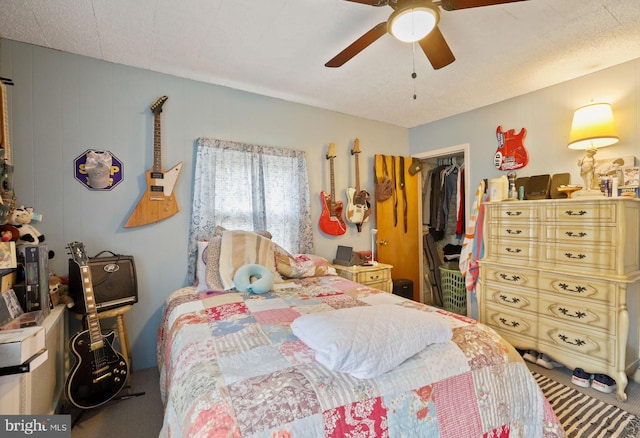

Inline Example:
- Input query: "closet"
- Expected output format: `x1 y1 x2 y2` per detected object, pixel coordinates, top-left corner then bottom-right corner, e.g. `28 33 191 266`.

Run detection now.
419 153 466 310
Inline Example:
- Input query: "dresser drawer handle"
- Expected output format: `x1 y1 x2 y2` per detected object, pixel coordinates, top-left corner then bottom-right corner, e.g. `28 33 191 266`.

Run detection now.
558 283 587 294
505 211 522 217
499 317 520 328
506 229 522 235
558 307 587 319
499 294 520 304
505 248 522 254
558 333 586 347
498 273 521 282
565 231 587 238
369 275 380 280
564 210 587 216
564 252 586 260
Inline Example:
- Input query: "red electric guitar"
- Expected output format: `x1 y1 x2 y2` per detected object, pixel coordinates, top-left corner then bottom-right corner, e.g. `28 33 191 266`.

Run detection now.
494 125 529 171
319 143 346 236
345 139 370 232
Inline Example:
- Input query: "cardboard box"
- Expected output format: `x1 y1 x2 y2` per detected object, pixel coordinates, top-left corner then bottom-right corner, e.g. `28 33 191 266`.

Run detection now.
0 326 45 367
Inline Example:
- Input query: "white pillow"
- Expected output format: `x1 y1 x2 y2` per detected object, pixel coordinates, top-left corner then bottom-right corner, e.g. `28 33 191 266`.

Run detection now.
195 241 209 292
291 304 452 379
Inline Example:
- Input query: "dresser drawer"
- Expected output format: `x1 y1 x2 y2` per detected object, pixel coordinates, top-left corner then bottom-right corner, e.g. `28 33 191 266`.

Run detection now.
537 294 612 332
485 222 538 241
545 224 615 245
538 318 613 365
538 272 616 305
545 202 617 224
484 239 536 265
481 264 537 290
544 242 616 273
483 305 537 339
483 284 536 312
486 203 539 222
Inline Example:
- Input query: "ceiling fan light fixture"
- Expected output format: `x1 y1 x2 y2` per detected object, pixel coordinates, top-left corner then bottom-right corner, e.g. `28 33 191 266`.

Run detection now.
388 5 438 43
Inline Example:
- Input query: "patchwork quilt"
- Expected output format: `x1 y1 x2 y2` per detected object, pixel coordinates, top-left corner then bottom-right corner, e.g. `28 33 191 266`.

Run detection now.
157 275 564 437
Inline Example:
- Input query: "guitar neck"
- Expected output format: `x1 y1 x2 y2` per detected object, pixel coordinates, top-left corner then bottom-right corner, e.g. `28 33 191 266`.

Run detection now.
79 265 104 349
329 157 337 211
354 153 361 193
0 82 11 163
152 112 162 175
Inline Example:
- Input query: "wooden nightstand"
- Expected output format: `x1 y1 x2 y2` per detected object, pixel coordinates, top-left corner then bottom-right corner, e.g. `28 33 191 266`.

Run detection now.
332 263 393 292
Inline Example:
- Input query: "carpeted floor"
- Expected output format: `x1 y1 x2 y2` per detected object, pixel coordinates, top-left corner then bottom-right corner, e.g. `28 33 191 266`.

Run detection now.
533 371 640 437
69 367 163 438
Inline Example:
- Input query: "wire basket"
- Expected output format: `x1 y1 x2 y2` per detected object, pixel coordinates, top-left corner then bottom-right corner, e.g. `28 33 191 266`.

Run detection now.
439 263 466 315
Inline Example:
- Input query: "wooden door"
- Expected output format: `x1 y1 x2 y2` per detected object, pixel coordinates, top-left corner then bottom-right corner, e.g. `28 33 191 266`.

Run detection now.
374 155 422 301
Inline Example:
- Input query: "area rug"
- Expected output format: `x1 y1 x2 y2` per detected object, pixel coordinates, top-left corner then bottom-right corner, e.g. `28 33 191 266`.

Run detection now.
532 371 640 437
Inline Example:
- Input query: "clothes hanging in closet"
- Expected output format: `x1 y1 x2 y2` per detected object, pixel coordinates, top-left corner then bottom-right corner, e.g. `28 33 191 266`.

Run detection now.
423 162 463 241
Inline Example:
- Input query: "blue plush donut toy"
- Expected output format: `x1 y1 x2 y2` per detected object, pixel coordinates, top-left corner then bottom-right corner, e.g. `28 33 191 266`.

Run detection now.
233 264 274 294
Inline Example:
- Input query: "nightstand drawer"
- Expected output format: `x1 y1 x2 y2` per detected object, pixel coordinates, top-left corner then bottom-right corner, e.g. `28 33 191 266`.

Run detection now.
332 263 393 293
353 268 390 284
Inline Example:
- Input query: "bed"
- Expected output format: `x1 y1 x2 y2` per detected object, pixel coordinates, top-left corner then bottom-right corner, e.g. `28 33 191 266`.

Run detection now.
157 230 564 437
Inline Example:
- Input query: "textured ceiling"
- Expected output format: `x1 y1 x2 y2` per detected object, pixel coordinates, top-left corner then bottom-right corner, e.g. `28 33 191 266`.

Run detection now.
1 0 639 128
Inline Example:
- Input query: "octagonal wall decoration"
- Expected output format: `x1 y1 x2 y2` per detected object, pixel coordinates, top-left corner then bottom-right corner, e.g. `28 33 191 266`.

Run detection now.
74 149 124 190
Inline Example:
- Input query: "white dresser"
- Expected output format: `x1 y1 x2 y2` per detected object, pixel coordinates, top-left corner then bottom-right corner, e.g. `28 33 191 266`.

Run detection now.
478 198 640 401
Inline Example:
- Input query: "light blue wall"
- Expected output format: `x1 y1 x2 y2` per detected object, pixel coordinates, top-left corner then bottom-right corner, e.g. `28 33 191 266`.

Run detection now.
409 59 640 194
0 39 409 370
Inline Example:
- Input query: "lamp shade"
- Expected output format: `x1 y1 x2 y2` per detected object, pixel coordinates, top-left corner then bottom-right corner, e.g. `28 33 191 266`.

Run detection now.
388 5 438 43
568 102 619 150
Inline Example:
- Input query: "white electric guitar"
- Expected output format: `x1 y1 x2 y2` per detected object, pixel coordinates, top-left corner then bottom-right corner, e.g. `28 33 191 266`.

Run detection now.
345 139 370 232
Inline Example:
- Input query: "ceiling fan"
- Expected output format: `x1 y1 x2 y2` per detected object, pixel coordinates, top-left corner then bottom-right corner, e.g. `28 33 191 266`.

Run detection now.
326 0 528 70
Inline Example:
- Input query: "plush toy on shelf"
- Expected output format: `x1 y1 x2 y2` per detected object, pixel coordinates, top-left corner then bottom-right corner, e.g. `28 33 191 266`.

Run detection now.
0 224 19 242
49 275 74 308
7 206 45 244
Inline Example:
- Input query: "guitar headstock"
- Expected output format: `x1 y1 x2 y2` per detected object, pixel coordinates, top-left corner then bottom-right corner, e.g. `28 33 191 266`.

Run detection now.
351 138 361 155
150 96 168 115
326 143 336 160
67 241 89 267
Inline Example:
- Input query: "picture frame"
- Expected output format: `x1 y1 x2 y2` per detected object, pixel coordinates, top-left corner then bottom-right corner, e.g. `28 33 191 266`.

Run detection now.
0 241 17 269
623 167 640 187
595 155 635 185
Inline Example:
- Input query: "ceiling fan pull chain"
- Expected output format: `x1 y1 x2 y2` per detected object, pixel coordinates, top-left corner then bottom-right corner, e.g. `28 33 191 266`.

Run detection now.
411 42 418 100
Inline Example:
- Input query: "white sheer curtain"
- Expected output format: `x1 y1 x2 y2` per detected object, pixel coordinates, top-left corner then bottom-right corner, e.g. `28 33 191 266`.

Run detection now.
187 137 314 282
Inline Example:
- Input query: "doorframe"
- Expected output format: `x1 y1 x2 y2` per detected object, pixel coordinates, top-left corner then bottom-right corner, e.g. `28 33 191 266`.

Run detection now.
411 143 471 307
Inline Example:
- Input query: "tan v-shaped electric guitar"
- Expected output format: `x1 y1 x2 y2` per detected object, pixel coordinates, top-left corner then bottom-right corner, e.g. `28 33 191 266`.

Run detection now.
124 96 183 228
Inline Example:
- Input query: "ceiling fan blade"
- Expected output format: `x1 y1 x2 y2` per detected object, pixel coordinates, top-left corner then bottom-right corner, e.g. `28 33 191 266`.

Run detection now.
440 0 528 11
418 26 455 70
342 0 389 5
325 22 388 68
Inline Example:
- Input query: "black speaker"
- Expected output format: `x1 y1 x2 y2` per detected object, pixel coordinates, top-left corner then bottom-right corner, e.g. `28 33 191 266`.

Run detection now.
393 279 413 300
68 251 138 314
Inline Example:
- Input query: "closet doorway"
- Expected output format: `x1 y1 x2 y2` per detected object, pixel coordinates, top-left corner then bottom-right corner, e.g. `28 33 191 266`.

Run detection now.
413 144 470 313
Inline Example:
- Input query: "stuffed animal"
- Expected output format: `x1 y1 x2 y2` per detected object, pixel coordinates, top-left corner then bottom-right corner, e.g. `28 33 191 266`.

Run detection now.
49 275 74 308
8 206 45 244
0 224 19 242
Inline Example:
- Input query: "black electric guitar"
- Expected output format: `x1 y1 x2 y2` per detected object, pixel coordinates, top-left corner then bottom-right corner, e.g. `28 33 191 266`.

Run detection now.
65 241 128 409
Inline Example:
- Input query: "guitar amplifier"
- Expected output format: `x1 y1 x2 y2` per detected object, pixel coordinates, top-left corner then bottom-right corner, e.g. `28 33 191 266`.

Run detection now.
68 251 138 314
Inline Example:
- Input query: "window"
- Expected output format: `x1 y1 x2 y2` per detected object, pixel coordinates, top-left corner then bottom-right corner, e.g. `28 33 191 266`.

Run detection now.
187 138 313 282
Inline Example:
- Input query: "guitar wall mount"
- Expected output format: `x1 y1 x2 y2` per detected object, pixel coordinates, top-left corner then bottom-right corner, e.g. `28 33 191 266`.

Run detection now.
74 149 124 191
